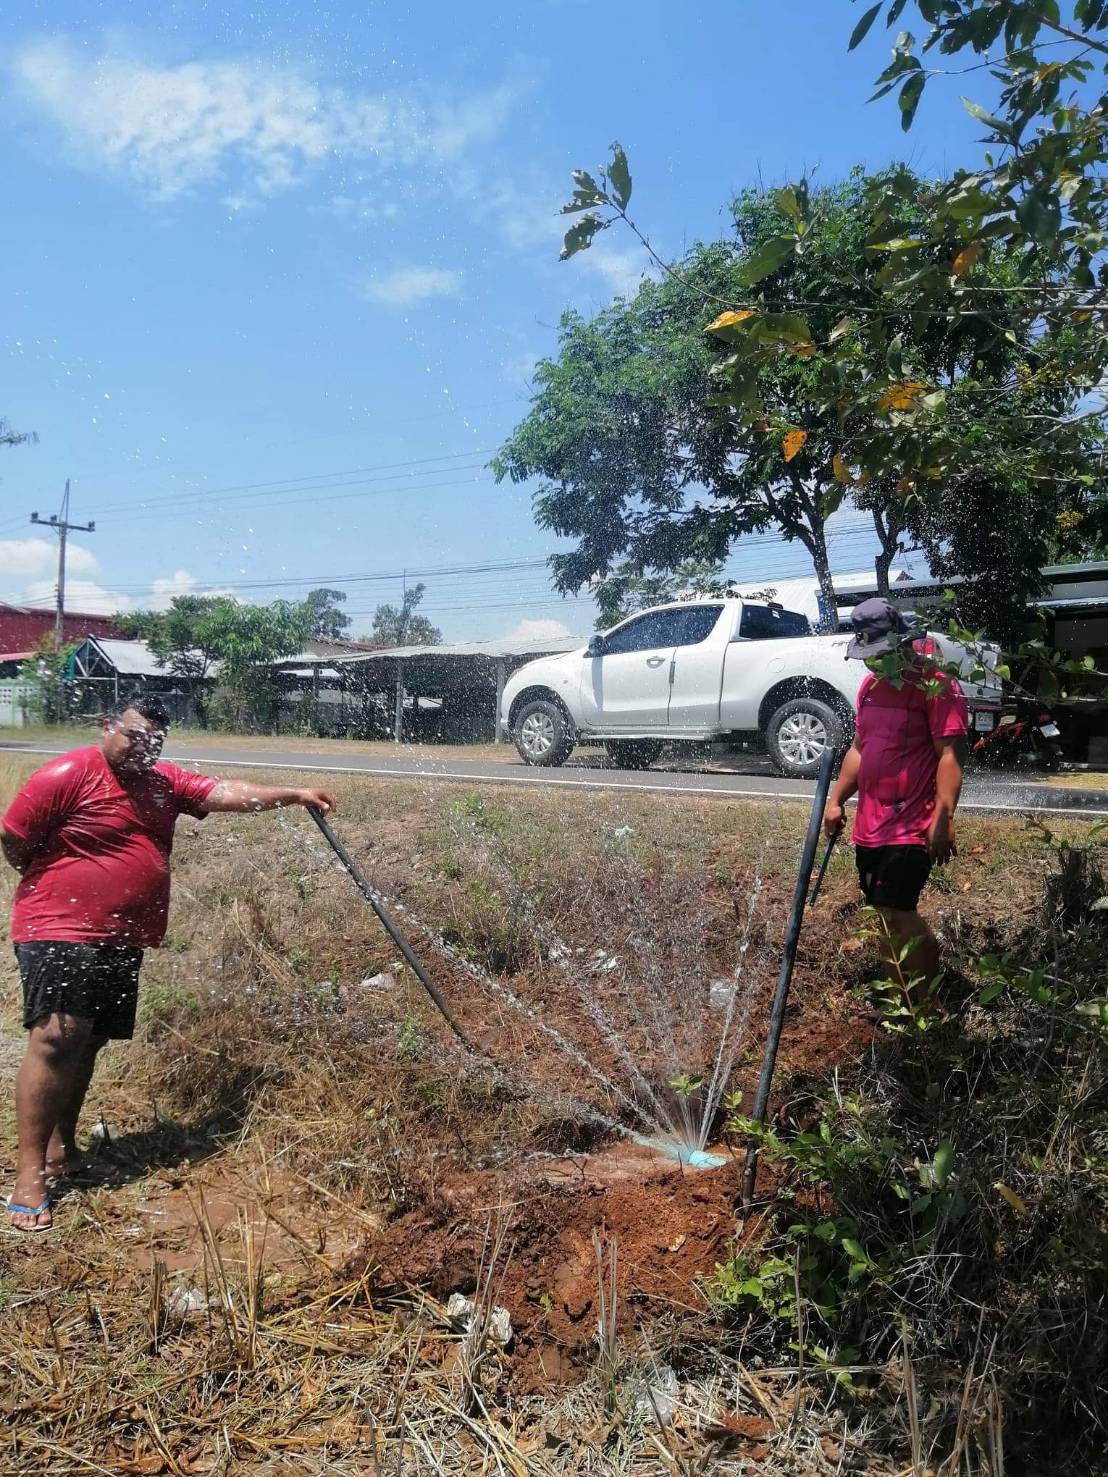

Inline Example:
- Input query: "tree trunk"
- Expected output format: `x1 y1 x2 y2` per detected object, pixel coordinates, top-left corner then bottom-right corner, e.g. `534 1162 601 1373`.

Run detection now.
809 531 838 633
871 509 902 598
874 542 894 598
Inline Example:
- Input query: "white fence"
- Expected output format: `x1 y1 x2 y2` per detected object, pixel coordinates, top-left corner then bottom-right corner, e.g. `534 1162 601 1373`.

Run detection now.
0 682 36 728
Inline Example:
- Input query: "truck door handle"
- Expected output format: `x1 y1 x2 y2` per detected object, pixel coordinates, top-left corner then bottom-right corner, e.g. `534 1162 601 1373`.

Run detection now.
645 656 665 667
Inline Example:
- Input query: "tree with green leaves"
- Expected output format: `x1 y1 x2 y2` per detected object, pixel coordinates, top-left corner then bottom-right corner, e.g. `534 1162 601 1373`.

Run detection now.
557 113 1101 640
502 166 1092 632
592 560 728 626
370 583 442 646
304 587 351 641
120 595 310 730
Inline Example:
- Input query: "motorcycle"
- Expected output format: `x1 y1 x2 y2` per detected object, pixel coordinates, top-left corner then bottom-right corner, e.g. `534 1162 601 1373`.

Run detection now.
972 699 1064 771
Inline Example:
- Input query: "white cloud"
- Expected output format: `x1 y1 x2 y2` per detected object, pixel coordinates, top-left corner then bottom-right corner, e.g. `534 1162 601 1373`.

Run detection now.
0 537 98 579
582 243 652 297
150 569 194 608
501 349 542 388
501 617 578 643
358 266 462 307
5 566 226 618
21 577 133 615
12 40 521 202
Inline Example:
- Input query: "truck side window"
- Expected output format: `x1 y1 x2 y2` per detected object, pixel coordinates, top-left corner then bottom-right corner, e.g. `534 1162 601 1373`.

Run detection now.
671 605 725 646
737 605 811 640
602 609 687 655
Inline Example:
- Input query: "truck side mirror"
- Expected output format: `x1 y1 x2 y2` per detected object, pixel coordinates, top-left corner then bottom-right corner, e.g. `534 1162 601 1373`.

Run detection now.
586 634 605 658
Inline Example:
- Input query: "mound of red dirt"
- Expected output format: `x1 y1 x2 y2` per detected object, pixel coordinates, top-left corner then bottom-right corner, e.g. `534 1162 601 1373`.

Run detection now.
359 1138 745 1386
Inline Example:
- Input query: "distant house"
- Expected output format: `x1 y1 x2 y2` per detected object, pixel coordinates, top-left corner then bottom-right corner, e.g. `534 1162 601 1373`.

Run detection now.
0 602 125 670
67 637 214 725
271 633 583 743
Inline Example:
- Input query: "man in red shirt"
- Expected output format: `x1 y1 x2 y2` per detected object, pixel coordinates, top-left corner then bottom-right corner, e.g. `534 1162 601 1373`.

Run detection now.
823 599 968 1001
2 697 336 1232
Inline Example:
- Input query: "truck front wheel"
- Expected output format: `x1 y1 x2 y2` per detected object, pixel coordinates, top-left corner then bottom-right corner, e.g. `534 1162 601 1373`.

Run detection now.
513 698 576 767
766 698 846 778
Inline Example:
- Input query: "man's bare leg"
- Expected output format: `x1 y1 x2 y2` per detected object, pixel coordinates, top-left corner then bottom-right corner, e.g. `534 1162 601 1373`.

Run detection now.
10 1013 96 1229
45 1034 106 1180
878 908 942 1006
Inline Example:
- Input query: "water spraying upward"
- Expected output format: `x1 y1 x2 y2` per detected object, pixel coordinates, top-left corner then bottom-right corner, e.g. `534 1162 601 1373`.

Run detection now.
278 792 797 1173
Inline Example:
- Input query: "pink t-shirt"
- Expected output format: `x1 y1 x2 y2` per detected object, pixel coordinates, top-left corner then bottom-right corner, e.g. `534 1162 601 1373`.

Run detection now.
852 670 968 848
3 746 218 947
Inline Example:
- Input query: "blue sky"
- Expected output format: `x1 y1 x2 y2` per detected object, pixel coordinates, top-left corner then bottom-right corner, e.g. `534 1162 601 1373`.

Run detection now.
1 1 988 641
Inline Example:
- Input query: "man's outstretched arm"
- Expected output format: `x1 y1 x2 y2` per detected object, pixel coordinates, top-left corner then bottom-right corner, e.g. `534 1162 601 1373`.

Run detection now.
201 782 337 816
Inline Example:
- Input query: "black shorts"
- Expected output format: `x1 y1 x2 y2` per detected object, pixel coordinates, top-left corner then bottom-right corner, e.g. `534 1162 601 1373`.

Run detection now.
15 942 144 1039
855 845 932 912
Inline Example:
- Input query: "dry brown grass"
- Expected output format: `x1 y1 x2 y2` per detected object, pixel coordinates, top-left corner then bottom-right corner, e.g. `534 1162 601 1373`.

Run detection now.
0 751 1101 1472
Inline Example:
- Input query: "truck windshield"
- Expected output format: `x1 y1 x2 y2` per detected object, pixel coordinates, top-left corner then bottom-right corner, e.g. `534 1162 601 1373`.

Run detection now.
738 605 811 640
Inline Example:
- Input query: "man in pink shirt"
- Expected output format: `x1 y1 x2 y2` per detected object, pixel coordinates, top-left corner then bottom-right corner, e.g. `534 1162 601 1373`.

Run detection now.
1 697 336 1233
824 599 968 998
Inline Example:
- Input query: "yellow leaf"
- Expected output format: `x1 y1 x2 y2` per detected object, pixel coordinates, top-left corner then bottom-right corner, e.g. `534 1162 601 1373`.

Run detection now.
832 453 853 485
878 381 928 413
707 309 755 332
788 340 818 358
952 242 981 277
782 429 808 462
994 1182 1028 1215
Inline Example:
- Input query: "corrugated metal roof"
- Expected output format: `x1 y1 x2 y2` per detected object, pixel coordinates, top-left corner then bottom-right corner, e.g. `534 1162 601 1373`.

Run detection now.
1036 596 1108 611
83 638 220 677
89 639 167 676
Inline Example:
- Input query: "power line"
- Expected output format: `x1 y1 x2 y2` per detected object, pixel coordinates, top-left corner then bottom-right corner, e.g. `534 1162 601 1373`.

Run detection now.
80 515 881 599
8 521 883 613
80 448 496 519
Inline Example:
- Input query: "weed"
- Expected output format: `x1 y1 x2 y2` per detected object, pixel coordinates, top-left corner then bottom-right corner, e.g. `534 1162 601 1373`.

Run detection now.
397 1013 428 1062
140 979 201 1023
450 792 486 823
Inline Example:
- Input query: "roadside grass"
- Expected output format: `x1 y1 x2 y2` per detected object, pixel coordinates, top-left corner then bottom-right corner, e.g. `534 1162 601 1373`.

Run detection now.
1049 767 1108 789
0 722 518 763
0 751 1104 1471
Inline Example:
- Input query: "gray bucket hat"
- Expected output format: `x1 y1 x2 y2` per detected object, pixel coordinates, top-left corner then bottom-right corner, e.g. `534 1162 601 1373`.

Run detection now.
845 597 917 660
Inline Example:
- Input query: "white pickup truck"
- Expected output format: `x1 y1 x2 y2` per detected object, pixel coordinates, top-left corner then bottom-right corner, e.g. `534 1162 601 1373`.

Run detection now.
501 597 1002 777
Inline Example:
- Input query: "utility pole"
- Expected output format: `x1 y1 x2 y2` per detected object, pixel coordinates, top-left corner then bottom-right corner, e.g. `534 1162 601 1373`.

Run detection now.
31 481 95 651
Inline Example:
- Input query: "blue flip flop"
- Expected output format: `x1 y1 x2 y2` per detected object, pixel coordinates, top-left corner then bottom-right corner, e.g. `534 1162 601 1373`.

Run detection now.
5 1196 54 1234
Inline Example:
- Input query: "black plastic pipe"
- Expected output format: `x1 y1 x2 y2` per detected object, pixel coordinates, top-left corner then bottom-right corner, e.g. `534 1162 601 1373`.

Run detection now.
808 828 839 909
307 806 474 1051
741 747 836 1211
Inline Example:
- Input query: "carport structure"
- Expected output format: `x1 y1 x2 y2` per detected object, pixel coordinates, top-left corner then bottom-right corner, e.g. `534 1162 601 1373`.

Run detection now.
272 634 581 743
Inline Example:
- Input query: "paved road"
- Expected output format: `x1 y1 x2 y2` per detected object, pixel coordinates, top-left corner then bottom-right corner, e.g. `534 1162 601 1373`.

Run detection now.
2 738 1106 817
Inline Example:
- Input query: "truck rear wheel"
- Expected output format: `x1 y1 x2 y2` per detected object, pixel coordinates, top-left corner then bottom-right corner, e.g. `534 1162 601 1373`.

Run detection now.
513 698 576 767
766 698 846 779
605 739 665 770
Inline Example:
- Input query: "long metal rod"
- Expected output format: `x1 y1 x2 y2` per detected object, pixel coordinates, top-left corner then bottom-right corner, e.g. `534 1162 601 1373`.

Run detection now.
741 748 836 1211
808 828 839 909
307 806 474 1049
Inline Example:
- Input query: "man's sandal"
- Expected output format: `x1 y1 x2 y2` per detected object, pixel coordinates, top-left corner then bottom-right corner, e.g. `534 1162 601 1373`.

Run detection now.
4 1197 54 1234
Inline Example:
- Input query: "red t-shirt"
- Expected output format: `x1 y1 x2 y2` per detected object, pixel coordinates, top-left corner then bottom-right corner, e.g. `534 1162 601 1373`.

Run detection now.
2 746 218 948
853 670 968 848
